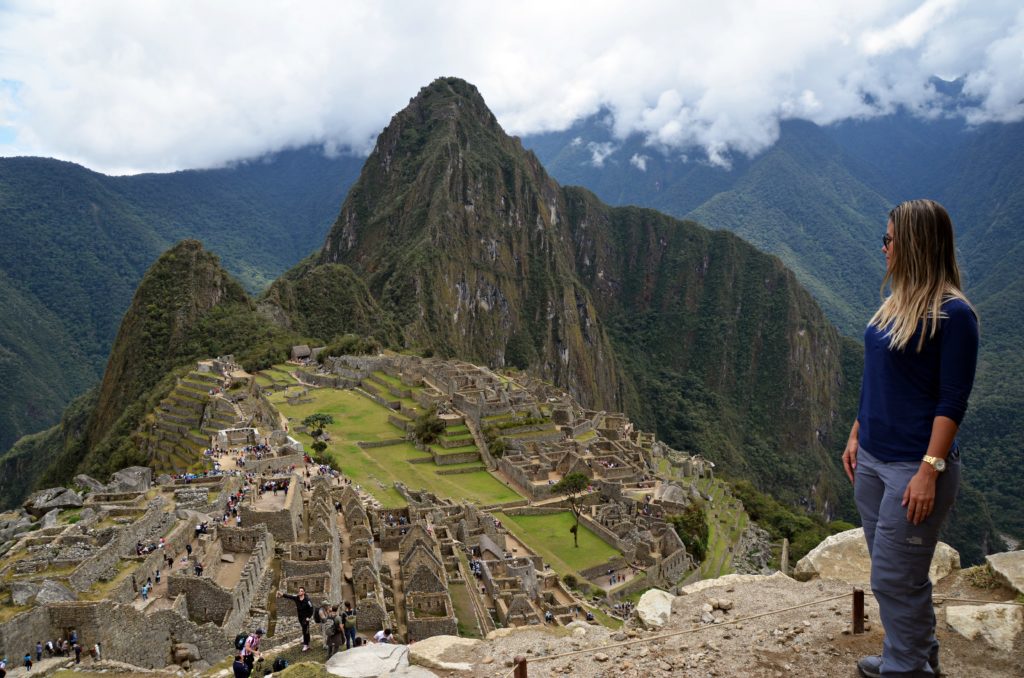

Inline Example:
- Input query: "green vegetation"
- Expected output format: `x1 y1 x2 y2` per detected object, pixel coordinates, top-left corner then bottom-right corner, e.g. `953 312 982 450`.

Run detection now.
668 502 710 563
495 511 619 578
412 407 445 445
301 413 335 436
269 387 520 507
550 472 591 548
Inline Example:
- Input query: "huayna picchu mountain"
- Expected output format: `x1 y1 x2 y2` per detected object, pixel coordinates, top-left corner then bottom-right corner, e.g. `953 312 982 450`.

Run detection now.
267 77 860 514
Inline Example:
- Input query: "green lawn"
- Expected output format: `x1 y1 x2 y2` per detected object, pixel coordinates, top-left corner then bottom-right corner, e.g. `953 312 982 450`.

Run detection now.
269 388 520 508
495 511 619 577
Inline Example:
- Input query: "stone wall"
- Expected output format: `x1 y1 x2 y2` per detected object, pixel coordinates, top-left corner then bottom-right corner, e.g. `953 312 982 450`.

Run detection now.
238 474 301 542
0 606 50 660
68 499 170 592
405 592 457 641
290 543 329 561
167 573 234 624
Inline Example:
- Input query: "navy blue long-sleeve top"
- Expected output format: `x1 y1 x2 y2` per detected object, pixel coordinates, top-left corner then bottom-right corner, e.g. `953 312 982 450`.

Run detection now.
857 297 979 462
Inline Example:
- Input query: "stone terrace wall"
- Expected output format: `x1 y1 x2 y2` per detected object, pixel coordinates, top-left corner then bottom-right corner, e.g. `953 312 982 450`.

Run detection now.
239 475 301 542
168 574 233 624
68 499 170 592
0 606 50 660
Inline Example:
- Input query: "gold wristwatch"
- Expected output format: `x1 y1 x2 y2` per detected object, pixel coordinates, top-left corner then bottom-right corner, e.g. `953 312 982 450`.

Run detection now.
922 455 947 472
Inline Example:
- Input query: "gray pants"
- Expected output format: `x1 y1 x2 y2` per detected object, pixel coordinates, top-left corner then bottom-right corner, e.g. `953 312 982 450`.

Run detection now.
854 445 960 677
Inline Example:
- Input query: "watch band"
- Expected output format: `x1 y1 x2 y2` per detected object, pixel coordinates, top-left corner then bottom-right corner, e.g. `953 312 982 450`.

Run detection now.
922 455 946 471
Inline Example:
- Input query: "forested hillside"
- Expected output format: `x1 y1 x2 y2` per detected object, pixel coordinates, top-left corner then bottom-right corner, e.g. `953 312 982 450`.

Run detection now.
0 149 362 451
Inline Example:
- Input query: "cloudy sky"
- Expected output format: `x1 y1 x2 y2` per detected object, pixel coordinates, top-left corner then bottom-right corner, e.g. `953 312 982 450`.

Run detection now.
0 0 1021 174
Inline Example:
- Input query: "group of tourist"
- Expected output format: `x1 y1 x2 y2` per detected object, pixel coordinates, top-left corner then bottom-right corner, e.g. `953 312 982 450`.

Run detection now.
2 631 98 673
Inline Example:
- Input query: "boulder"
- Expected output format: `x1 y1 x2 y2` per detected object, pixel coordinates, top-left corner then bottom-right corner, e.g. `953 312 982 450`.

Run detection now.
35 579 77 604
11 581 41 605
171 643 201 664
985 550 1024 596
794 528 959 586
325 644 416 678
42 508 61 528
945 603 1023 653
636 588 674 629
74 474 107 492
24 488 84 517
108 466 153 492
408 635 481 671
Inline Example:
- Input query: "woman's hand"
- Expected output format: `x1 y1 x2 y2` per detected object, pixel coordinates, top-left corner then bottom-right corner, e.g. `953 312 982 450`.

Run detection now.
902 468 938 525
842 437 859 484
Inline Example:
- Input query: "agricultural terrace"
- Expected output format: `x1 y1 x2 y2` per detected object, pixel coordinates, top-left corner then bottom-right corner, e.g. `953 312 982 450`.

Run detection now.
267 387 521 508
494 511 619 579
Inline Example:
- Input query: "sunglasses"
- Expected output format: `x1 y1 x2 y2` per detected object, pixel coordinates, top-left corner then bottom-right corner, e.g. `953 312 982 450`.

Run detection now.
882 234 893 249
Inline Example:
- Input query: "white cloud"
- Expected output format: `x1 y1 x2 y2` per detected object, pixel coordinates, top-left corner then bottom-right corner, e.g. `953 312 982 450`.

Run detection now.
587 141 616 167
630 153 648 171
0 0 1020 173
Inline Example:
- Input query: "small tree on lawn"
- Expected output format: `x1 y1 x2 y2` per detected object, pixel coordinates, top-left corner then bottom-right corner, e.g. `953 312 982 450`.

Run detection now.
310 439 328 464
551 472 590 548
302 413 335 437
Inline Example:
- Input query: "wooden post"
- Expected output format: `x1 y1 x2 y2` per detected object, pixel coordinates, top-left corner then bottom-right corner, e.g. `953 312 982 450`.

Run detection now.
513 656 528 678
853 587 865 634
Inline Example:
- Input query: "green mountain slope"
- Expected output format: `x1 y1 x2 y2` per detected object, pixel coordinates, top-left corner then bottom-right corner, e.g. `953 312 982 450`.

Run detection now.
314 78 622 406
0 148 362 452
292 77 855 510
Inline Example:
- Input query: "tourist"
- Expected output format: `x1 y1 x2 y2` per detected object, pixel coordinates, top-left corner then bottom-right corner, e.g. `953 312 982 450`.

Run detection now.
23 654 31 672
35 643 41 662
232 654 251 678
155 569 161 584
194 560 204 577
44 641 54 657
372 628 395 644
73 644 81 664
93 643 101 663
140 583 149 601
0 655 6 678
277 587 316 651
242 629 263 668
842 200 978 678
325 606 345 656
341 602 358 649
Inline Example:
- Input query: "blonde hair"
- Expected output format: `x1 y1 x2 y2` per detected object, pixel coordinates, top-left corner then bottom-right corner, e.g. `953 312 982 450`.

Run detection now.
869 199 975 352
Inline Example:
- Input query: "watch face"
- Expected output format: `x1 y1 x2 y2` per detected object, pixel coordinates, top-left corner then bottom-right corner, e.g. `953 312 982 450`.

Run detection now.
934 458 946 472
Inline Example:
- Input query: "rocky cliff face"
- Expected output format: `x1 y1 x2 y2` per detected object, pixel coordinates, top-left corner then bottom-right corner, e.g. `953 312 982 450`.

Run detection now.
289 77 857 505
315 77 622 408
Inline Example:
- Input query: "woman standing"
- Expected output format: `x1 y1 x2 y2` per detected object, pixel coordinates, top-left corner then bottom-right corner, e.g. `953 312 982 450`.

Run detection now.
842 199 979 678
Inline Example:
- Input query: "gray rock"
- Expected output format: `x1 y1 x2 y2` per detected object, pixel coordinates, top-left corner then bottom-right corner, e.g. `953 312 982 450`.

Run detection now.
945 603 1023 653
24 488 84 517
35 579 77 604
636 588 674 629
408 635 481 671
171 643 201 664
108 466 153 492
11 581 41 605
326 644 421 678
42 508 61 528
74 474 107 492
985 550 1024 596
795 528 959 585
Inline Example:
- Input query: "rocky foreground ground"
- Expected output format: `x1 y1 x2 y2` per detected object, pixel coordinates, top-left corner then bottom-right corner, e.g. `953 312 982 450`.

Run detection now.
7 561 1021 678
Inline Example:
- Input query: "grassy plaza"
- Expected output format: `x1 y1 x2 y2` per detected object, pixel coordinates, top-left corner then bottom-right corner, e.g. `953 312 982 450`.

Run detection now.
494 511 619 577
268 386 521 508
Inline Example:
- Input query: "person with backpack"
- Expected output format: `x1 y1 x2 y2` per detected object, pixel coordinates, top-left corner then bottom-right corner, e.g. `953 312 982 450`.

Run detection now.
242 629 263 668
23 654 31 672
325 606 345 657
276 587 315 652
0 655 7 678
341 602 357 650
